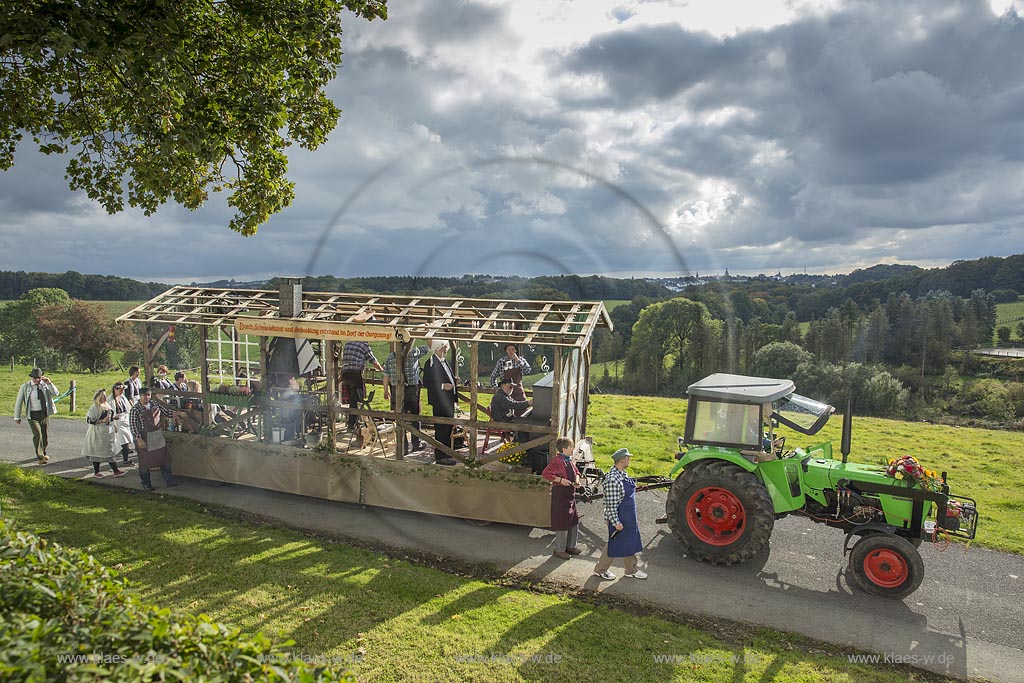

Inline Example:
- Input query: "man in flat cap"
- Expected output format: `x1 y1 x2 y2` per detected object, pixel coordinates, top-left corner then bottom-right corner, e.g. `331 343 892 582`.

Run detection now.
593 447 647 580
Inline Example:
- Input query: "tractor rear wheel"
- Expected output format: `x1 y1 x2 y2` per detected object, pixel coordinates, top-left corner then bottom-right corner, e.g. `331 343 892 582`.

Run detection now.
848 534 924 599
666 460 774 565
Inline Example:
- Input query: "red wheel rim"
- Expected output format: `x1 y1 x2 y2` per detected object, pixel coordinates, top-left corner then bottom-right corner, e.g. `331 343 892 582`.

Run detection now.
685 486 746 546
862 548 908 588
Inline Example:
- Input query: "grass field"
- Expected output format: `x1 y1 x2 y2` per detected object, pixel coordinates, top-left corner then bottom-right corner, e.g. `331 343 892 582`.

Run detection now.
0 465 936 683
603 299 629 311
995 299 1024 342
3 364 1022 553
0 299 145 317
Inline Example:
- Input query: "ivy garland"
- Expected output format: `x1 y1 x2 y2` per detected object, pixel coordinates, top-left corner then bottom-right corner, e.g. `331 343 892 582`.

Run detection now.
166 432 550 490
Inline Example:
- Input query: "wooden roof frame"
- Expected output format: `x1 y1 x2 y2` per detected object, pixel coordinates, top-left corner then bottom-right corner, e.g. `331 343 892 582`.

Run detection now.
116 286 613 348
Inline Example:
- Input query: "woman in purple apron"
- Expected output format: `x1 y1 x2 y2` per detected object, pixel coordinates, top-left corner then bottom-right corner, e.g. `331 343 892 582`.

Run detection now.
490 344 531 402
541 438 581 559
130 387 177 491
593 448 647 580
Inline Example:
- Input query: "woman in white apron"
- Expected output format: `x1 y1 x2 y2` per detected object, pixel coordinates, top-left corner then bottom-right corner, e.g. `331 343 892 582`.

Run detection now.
83 389 125 478
109 382 135 466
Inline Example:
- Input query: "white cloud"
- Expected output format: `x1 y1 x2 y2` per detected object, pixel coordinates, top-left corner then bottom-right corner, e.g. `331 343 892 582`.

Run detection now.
1 0 1023 280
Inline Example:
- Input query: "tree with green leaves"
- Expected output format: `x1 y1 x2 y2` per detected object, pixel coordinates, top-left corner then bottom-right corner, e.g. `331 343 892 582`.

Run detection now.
624 297 721 394
752 341 811 379
36 299 119 372
1 0 387 235
0 287 71 364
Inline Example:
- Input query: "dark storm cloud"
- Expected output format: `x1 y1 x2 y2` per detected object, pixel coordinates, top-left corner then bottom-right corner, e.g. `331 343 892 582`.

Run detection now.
4 0 1024 281
556 0 1024 269
412 0 508 45
563 24 757 105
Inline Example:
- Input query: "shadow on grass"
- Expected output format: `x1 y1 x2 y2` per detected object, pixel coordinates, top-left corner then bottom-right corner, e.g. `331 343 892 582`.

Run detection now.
0 465 943 683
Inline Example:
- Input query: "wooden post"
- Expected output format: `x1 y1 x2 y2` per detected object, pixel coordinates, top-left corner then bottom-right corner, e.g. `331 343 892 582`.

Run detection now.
198 326 211 429
324 340 337 449
69 379 76 413
395 342 407 460
468 342 478 460
142 326 154 393
259 336 270 443
581 343 592 436
550 346 562 460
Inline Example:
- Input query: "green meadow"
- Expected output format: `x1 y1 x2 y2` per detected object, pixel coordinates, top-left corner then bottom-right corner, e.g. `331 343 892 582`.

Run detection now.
0 465 941 683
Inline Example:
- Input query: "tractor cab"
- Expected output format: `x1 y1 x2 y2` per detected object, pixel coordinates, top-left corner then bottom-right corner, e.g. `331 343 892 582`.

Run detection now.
683 373 833 454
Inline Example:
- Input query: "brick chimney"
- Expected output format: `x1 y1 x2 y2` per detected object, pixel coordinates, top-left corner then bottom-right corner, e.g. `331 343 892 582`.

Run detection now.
279 277 302 318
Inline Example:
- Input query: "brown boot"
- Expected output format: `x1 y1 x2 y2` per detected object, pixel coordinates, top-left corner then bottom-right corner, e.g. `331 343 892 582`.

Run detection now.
553 551 571 560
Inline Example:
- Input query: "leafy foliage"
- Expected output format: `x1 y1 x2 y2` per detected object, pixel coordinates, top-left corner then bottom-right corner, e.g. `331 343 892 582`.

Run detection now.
35 299 126 372
0 271 166 301
752 341 811 379
0 0 387 234
0 288 71 365
0 515 354 682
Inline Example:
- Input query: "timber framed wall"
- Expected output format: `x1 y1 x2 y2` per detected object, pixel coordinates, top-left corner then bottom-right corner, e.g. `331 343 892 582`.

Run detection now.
117 283 612 464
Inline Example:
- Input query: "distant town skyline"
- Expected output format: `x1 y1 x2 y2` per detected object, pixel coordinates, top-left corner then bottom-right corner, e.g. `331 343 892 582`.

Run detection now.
3 0 1024 282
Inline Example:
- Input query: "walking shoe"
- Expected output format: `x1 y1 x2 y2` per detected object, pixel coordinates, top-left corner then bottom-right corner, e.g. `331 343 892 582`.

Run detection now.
565 547 582 555
36 455 49 465
435 457 457 466
624 570 648 579
113 471 126 477
553 551 571 560
142 483 156 492
123 461 136 467
165 481 180 488
94 472 104 478
593 570 616 580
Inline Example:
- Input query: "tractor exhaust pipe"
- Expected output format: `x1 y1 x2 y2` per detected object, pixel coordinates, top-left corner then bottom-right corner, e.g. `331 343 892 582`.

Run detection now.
841 396 852 464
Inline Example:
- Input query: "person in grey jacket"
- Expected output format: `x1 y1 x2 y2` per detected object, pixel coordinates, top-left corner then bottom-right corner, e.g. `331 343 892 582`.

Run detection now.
14 367 59 464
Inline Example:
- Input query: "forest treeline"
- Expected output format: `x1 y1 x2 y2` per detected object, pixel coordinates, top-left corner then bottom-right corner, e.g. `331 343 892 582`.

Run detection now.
3 253 1022 318
0 270 167 301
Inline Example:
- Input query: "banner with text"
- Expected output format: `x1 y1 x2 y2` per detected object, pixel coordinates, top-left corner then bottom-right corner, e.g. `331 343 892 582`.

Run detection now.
234 318 409 343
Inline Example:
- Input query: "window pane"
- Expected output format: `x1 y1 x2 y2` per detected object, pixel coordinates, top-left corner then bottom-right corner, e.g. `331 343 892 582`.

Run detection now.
691 400 761 447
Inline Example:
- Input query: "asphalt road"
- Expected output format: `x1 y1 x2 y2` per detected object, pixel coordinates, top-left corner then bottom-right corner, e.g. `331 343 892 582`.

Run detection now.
2 417 1022 682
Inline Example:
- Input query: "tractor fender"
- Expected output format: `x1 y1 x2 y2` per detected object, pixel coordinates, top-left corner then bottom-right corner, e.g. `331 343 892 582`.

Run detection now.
669 450 758 479
842 522 900 556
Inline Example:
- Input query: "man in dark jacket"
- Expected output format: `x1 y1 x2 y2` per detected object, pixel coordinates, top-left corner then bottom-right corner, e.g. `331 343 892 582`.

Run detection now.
490 378 530 421
421 340 458 465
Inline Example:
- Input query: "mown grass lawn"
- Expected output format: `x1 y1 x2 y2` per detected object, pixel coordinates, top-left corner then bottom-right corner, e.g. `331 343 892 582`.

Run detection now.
0 465 940 683
1 364 128 420
585 394 1024 555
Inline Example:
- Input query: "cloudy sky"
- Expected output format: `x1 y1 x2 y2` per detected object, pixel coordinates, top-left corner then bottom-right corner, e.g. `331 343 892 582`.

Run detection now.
3 0 1024 283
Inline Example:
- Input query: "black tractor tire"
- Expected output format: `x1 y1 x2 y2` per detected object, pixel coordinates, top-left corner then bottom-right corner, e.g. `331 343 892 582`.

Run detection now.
848 533 924 599
666 460 774 565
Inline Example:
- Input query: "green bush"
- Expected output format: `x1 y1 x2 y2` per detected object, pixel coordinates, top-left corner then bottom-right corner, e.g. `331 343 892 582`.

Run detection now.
0 517 354 683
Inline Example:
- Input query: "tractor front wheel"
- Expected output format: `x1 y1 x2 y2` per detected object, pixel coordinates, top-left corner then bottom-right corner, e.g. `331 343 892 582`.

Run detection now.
848 534 924 599
666 460 774 565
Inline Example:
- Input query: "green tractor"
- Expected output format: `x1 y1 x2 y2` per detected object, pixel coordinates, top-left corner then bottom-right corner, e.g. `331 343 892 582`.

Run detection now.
661 373 978 599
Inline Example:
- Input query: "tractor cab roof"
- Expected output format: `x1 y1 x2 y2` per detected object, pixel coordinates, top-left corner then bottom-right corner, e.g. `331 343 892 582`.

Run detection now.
686 373 795 404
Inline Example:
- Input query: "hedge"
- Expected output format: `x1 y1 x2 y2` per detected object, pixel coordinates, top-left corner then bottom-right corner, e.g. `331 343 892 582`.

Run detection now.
0 516 354 682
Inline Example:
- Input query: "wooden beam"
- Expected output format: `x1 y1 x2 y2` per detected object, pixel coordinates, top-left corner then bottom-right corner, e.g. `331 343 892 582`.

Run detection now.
198 326 212 430
581 343 592 436
468 343 479 460
550 346 562 461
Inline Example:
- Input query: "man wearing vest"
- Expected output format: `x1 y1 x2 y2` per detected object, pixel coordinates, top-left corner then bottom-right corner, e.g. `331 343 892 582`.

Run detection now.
14 367 59 464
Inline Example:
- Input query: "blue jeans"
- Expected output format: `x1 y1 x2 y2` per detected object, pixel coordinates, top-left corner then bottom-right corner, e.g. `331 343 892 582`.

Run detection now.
140 464 174 487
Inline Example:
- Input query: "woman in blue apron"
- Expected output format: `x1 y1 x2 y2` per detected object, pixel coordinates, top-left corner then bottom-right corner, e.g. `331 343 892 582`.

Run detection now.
593 448 647 580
